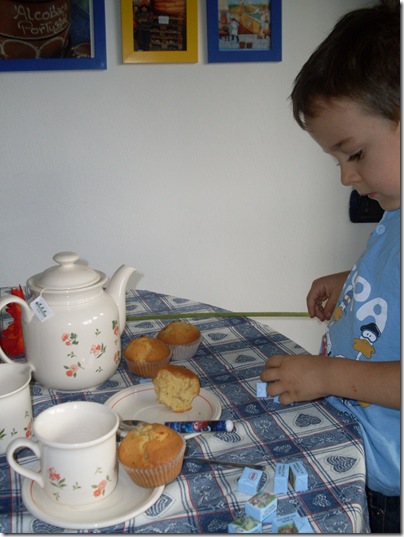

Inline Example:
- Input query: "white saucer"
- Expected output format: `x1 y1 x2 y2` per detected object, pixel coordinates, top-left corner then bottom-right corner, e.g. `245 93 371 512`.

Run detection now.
105 383 222 439
21 464 164 530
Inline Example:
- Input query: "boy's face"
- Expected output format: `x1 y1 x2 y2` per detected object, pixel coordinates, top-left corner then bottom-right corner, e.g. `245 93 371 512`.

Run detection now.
305 99 400 211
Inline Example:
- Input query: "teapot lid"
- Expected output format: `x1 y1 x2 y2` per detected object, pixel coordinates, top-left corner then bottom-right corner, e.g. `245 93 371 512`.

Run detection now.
28 252 104 291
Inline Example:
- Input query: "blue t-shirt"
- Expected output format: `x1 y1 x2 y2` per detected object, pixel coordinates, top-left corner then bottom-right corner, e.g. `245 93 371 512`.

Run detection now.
323 209 400 496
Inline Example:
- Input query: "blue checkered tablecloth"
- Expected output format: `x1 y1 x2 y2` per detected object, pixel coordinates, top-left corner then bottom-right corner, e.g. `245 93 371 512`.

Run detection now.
0 288 370 533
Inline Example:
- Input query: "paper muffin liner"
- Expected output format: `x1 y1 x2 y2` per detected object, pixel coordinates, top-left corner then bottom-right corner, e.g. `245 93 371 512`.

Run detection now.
168 335 202 361
121 436 186 488
124 349 172 378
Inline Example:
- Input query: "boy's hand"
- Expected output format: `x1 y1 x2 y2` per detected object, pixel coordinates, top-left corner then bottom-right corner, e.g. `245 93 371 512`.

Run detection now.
306 271 350 321
260 354 326 405
260 354 400 409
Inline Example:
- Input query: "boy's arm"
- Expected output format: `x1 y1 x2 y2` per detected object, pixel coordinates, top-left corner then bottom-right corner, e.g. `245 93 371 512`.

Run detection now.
260 354 400 409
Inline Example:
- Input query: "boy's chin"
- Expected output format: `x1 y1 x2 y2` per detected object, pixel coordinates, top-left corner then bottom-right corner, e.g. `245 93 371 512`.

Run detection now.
379 200 400 211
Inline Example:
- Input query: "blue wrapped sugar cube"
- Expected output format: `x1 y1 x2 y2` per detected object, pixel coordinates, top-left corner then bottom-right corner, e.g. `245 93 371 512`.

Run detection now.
245 489 277 522
271 512 314 533
273 463 289 494
138 377 152 383
237 467 263 495
271 513 301 533
262 508 277 524
256 382 267 398
228 514 262 533
288 461 308 492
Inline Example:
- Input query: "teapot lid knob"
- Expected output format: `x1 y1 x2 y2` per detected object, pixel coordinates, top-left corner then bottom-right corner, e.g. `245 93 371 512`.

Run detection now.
28 251 104 291
53 251 80 266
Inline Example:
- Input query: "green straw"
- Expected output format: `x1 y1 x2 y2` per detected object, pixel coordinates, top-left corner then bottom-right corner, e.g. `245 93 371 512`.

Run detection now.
126 311 309 321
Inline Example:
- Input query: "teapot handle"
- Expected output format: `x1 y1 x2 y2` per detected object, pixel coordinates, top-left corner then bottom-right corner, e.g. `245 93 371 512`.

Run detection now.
0 296 33 367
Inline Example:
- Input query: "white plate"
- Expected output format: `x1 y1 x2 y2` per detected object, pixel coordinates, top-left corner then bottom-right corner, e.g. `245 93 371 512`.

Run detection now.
21 465 164 530
105 383 222 440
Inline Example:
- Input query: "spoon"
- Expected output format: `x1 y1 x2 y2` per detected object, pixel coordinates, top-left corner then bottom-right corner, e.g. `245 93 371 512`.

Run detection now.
116 420 146 441
119 419 234 433
119 419 146 430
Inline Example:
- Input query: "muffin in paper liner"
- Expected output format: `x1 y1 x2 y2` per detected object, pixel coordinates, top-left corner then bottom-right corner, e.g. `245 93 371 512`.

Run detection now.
166 335 202 361
120 436 186 488
157 321 202 361
124 349 172 378
124 336 172 378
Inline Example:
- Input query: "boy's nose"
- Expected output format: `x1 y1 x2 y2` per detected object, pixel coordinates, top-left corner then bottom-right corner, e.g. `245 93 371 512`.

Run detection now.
340 167 360 187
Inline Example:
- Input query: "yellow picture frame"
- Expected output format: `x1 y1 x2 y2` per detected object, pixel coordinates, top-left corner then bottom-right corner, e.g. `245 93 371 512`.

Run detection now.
121 0 198 64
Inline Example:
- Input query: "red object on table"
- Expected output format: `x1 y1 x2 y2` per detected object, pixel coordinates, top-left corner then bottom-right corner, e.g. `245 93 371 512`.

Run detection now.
0 285 25 356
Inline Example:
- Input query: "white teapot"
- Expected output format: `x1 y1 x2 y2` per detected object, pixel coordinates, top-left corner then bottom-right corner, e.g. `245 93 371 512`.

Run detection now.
0 252 135 391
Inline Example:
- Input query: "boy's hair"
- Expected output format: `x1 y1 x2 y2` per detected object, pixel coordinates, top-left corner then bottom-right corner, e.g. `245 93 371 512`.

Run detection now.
291 0 400 129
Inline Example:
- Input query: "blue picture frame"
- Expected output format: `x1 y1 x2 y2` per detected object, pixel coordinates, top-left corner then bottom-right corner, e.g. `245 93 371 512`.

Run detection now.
0 0 106 72
207 0 281 63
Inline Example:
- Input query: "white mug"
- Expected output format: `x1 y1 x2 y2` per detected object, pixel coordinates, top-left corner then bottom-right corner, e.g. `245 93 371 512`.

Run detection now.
7 401 119 506
0 363 32 456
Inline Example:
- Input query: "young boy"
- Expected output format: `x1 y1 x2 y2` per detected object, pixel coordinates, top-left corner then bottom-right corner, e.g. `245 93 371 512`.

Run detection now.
260 1 400 532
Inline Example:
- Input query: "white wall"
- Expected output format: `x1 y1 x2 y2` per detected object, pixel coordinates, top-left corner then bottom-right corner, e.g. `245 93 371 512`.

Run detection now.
0 0 375 353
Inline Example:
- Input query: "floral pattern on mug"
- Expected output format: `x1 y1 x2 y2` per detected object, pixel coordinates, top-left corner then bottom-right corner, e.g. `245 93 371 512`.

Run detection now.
25 419 32 438
61 332 79 346
0 417 31 442
92 473 112 497
48 467 67 489
0 427 18 439
90 343 106 359
93 479 107 497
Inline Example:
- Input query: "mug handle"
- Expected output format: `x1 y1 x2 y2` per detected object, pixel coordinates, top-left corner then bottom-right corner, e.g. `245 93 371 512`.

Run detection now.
6 437 44 488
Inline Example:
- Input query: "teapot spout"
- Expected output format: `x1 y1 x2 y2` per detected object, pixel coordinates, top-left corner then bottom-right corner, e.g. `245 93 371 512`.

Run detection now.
106 265 136 335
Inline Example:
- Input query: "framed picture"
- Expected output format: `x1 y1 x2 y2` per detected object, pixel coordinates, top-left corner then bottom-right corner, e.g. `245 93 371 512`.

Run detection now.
121 0 198 64
0 0 107 72
207 0 282 63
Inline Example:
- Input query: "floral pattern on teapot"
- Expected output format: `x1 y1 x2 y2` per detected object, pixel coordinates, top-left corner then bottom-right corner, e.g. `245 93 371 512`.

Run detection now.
61 332 79 346
90 343 106 359
62 320 119 380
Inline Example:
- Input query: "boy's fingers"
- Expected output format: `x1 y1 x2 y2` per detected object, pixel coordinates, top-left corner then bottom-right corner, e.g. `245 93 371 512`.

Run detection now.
278 392 295 406
263 355 283 368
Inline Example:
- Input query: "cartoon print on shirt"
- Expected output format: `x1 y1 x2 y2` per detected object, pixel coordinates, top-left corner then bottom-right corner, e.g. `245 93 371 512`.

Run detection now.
323 267 388 409
333 289 353 321
353 322 381 359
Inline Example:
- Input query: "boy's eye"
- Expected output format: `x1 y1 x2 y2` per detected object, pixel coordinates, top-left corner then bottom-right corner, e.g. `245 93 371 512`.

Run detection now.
348 150 364 162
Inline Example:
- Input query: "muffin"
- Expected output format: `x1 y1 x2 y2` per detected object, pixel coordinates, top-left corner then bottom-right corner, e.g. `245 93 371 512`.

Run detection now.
153 364 200 412
157 321 202 361
124 336 172 378
118 423 186 488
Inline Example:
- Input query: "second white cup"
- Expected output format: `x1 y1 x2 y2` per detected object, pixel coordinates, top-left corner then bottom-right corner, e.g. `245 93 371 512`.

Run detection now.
7 401 119 507
0 363 32 456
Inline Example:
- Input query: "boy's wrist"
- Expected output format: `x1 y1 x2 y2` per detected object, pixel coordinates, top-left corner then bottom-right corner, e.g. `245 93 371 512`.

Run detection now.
315 355 332 399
